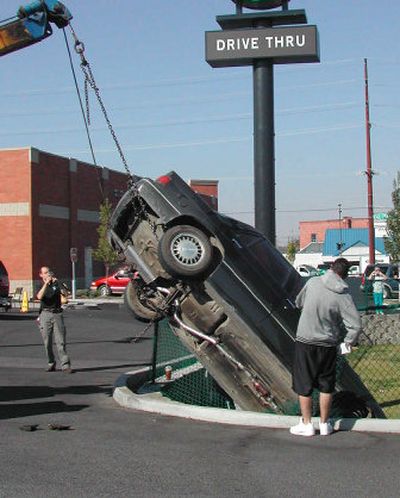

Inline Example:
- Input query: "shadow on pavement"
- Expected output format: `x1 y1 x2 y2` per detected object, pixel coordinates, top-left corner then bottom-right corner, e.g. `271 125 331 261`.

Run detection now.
74 362 151 373
113 337 153 343
0 401 89 419
0 338 152 348
0 314 38 321
0 384 113 402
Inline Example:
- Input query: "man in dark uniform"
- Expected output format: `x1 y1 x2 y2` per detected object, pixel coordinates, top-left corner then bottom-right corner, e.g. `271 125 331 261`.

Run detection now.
37 266 72 373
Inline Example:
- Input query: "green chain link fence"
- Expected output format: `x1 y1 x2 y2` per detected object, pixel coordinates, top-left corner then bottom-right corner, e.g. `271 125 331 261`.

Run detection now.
150 305 400 418
150 320 235 409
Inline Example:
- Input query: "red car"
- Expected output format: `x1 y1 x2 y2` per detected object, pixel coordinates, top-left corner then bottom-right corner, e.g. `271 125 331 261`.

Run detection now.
90 269 132 296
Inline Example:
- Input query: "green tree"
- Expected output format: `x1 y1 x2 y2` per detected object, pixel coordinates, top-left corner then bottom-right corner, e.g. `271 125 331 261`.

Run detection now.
286 238 299 263
92 198 119 275
385 172 400 261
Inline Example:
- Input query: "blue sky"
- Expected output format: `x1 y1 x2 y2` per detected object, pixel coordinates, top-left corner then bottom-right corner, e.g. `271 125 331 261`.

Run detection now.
1 0 400 246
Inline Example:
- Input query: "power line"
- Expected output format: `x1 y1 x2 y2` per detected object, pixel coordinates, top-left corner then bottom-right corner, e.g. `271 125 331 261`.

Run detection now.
223 206 391 215
0 74 362 99
1 99 360 119
0 120 364 144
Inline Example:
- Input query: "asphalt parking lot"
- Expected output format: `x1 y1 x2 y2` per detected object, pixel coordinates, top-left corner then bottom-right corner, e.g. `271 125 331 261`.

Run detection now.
2 303 400 497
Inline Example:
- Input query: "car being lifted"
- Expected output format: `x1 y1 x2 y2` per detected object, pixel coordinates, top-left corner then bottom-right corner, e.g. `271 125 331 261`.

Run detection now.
108 171 383 416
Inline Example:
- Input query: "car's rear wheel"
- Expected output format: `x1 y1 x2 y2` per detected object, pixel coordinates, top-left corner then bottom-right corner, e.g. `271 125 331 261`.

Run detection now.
158 225 213 279
124 280 162 322
98 284 111 297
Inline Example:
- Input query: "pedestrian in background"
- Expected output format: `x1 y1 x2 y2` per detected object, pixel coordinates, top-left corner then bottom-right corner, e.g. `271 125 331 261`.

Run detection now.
290 257 362 437
368 266 387 315
37 266 72 373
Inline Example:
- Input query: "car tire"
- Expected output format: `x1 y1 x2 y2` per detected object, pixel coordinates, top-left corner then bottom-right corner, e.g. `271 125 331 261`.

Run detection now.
124 281 161 322
158 225 213 279
98 285 111 297
383 285 391 300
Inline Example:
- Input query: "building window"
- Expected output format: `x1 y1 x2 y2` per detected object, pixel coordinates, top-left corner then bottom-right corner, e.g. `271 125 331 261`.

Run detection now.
311 233 317 242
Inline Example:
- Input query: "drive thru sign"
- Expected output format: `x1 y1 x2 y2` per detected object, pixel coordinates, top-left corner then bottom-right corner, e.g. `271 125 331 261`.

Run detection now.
206 25 319 67
205 4 319 244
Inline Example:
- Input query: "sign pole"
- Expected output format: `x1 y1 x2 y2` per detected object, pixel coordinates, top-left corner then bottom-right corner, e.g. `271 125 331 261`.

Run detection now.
253 58 275 244
71 260 76 300
70 247 78 300
205 2 319 246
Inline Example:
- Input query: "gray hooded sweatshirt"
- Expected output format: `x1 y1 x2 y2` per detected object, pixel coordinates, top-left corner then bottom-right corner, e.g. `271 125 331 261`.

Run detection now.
295 269 362 347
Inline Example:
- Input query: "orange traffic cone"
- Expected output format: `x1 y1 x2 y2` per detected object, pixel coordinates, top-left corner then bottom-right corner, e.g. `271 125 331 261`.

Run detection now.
20 290 29 313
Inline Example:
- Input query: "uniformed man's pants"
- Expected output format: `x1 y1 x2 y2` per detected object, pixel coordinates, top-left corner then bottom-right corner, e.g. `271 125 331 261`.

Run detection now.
39 310 70 368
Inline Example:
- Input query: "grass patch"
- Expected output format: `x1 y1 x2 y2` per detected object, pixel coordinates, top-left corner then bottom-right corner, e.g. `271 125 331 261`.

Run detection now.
347 345 400 418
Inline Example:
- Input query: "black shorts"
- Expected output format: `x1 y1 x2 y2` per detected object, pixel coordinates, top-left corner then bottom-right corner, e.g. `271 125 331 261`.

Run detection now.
292 341 337 396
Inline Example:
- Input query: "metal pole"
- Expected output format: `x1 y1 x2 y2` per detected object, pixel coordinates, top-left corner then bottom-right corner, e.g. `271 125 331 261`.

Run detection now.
151 321 159 384
338 203 343 253
72 260 76 300
253 59 275 245
364 58 375 265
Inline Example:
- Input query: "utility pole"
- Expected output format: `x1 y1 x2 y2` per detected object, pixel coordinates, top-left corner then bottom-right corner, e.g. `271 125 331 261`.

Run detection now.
364 58 375 265
337 203 343 253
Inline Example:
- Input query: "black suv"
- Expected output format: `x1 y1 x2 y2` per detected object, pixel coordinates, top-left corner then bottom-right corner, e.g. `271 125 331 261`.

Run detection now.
360 263 399 299
109 171 382 416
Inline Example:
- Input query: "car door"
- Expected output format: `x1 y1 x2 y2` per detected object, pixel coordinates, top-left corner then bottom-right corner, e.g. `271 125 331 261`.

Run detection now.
111 270 130 294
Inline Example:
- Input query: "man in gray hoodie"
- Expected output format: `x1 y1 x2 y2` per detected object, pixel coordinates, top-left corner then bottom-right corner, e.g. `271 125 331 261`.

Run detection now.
290 257 362 437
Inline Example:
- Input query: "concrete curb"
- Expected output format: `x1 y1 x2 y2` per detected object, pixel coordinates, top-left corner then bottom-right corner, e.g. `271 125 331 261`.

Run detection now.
113 368 400 434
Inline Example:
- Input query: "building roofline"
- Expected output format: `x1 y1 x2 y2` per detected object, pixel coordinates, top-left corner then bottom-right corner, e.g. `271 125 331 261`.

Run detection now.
0 146 128 176
300 217 368 224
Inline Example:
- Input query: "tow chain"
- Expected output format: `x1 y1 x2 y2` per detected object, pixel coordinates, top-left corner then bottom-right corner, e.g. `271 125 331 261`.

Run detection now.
67 24 158 233
65 25 166 345
130 320 155 344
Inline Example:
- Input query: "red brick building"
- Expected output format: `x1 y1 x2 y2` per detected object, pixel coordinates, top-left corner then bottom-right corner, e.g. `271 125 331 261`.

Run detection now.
299 217 368 250
0 147 129 296
0 147 219 296
189 179 218 210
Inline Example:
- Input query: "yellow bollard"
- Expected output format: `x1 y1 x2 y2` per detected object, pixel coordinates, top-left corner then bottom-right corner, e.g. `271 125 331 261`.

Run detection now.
20 290 29 313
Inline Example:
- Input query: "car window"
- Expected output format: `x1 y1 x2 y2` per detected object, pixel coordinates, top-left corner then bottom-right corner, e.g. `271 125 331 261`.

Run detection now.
380 266 389 275
365 264 389 277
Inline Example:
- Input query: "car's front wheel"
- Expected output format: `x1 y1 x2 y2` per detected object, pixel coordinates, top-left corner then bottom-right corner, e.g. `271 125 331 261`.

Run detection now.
98 284 111 297
158 225 213 279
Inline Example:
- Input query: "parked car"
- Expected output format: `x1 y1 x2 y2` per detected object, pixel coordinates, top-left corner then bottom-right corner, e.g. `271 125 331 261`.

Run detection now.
90 268 132 296
360 263 399 299
296 264 319 278
348 264 360 277
108 171 383 416
0 261 11 311
317 262 331 275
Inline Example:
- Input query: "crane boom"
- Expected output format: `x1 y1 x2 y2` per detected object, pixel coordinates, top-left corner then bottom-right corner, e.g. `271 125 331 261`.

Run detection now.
0 0 72 57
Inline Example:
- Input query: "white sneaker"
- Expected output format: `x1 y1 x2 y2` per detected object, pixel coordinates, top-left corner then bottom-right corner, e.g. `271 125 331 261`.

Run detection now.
290 418 315 437
319 421 333 436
